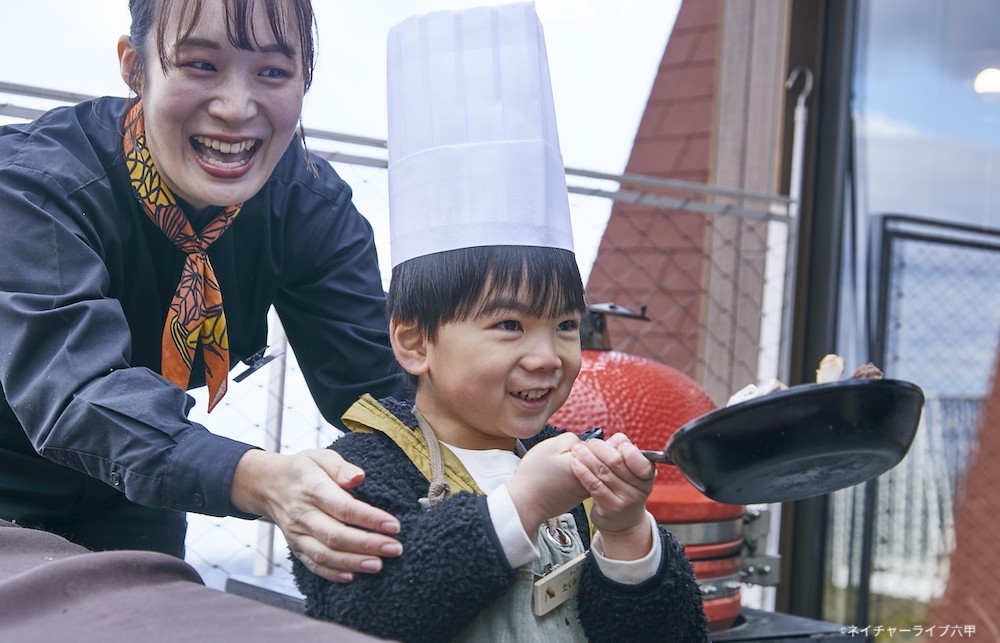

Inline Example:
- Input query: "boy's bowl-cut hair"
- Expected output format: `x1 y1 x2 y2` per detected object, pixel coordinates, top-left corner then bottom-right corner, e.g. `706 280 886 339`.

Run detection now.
388 245 586 337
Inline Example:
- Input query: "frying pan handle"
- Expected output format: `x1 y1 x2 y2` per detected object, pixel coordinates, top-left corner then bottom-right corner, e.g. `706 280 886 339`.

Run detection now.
578 428 673 465
640 449 675 465
580 430 675 466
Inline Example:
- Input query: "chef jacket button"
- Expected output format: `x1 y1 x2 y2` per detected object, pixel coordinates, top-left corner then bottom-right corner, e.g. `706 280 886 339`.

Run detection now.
110 471 121 487
192 493 204 508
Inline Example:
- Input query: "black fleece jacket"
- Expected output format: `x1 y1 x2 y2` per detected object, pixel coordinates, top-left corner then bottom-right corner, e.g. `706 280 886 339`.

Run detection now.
291 398 709 642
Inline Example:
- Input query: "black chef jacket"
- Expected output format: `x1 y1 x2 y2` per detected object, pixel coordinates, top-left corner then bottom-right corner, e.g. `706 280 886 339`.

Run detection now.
0 97 402 529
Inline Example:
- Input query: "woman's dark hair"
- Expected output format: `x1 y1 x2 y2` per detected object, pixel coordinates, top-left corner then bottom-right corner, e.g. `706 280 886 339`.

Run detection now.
125 0 317 101
387 245 587 341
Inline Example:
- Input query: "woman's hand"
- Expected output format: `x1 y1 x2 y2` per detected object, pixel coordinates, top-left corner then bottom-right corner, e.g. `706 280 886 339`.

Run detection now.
570 431 656 560
505 432 589 535
230 449 403 583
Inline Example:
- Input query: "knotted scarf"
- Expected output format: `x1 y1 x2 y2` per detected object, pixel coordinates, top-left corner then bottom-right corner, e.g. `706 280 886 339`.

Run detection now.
122 103 241 411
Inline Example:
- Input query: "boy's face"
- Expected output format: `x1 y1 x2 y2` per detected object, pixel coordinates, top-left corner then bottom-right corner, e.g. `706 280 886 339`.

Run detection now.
413 294 582 450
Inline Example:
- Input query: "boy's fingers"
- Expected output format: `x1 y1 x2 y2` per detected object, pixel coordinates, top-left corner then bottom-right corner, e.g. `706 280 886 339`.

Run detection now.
570 455 612 497
617 442 657 480
592 433 656 481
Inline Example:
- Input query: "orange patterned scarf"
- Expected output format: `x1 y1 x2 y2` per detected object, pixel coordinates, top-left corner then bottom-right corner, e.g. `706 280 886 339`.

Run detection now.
122 103 241 412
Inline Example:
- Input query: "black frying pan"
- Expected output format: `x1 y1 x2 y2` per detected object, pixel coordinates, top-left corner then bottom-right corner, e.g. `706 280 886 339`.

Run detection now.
640 378 924 504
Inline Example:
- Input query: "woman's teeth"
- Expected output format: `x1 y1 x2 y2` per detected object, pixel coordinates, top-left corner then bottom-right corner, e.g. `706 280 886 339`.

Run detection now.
193 135 257 154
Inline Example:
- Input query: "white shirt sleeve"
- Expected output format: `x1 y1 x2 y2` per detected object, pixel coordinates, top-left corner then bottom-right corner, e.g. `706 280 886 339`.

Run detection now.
486 483 540 568
589 511 663 584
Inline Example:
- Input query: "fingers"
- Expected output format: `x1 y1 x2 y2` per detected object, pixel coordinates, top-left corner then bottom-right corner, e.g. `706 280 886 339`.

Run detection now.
306 450 401 534
604 431 630 448
602 433 655 479
308 485 403 546
548 430 584 451
315 452 366 489
288 519 404 583
571 440 623 496
317 481 402 536
569 436 655 517
569 453 605 495
573 436 654 489
571 435 654 535
510 433 589 530
615 439 657 481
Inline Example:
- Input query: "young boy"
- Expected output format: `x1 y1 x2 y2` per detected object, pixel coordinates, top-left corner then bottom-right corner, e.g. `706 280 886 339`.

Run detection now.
291 5 708 642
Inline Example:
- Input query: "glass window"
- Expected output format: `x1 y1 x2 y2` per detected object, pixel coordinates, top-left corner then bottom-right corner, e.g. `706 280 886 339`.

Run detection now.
855 0 1000 228
828 0 1000 635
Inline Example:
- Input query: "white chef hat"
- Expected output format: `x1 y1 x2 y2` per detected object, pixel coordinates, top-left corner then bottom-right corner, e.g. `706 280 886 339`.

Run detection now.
386 2 574 268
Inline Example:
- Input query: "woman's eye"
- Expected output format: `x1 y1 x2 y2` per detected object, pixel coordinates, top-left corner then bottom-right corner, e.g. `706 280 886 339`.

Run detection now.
184 60 216 72
496 320 522 332
260 67 292 79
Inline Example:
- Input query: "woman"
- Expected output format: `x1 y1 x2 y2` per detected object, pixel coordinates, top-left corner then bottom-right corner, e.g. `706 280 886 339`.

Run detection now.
0 0 404 583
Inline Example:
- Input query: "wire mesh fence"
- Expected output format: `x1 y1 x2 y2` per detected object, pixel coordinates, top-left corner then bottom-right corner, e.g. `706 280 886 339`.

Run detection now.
825 216 1000 637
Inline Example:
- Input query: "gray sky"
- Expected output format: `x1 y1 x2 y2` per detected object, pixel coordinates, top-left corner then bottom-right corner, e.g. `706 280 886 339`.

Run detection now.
0 0 680 174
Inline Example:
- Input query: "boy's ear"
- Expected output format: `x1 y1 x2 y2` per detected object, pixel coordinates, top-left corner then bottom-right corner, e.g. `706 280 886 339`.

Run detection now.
390 319 429 376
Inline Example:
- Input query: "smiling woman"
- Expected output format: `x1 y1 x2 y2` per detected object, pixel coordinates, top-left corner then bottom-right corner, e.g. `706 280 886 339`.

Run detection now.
0 0 409 587
119 0 311 211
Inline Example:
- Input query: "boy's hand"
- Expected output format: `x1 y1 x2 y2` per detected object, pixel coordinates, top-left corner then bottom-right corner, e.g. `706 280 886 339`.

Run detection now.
570 432 656 560
506 432 589 535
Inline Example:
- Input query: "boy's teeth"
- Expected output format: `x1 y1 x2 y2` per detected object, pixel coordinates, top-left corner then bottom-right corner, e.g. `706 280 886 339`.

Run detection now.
516 390 547 400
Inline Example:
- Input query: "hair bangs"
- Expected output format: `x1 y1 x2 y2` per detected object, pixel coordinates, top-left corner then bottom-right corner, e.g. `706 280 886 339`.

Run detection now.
468 247 586 322
152 0 316 90
222 0 296 59
388 246 586 341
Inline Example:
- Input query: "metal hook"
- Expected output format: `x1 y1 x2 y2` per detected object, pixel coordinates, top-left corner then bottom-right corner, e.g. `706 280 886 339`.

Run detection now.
785 65 814 108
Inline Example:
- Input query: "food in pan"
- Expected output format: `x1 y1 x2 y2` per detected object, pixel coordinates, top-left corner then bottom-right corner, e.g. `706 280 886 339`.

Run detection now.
727 378 788 406
848 362 884 380
726 354 884 407
815 354 845 383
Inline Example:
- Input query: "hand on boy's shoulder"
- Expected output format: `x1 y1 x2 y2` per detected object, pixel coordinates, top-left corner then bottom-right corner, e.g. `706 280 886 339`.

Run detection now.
319 432 415 500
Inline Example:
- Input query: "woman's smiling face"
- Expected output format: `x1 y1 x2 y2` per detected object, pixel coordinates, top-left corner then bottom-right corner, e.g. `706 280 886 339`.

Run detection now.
119 0 305 211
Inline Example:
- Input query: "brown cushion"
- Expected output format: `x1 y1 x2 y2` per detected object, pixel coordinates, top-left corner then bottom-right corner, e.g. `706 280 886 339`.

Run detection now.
0 520 390 642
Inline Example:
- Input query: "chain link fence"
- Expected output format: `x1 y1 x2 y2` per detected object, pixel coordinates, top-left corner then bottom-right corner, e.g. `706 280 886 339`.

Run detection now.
825 216 1000 638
